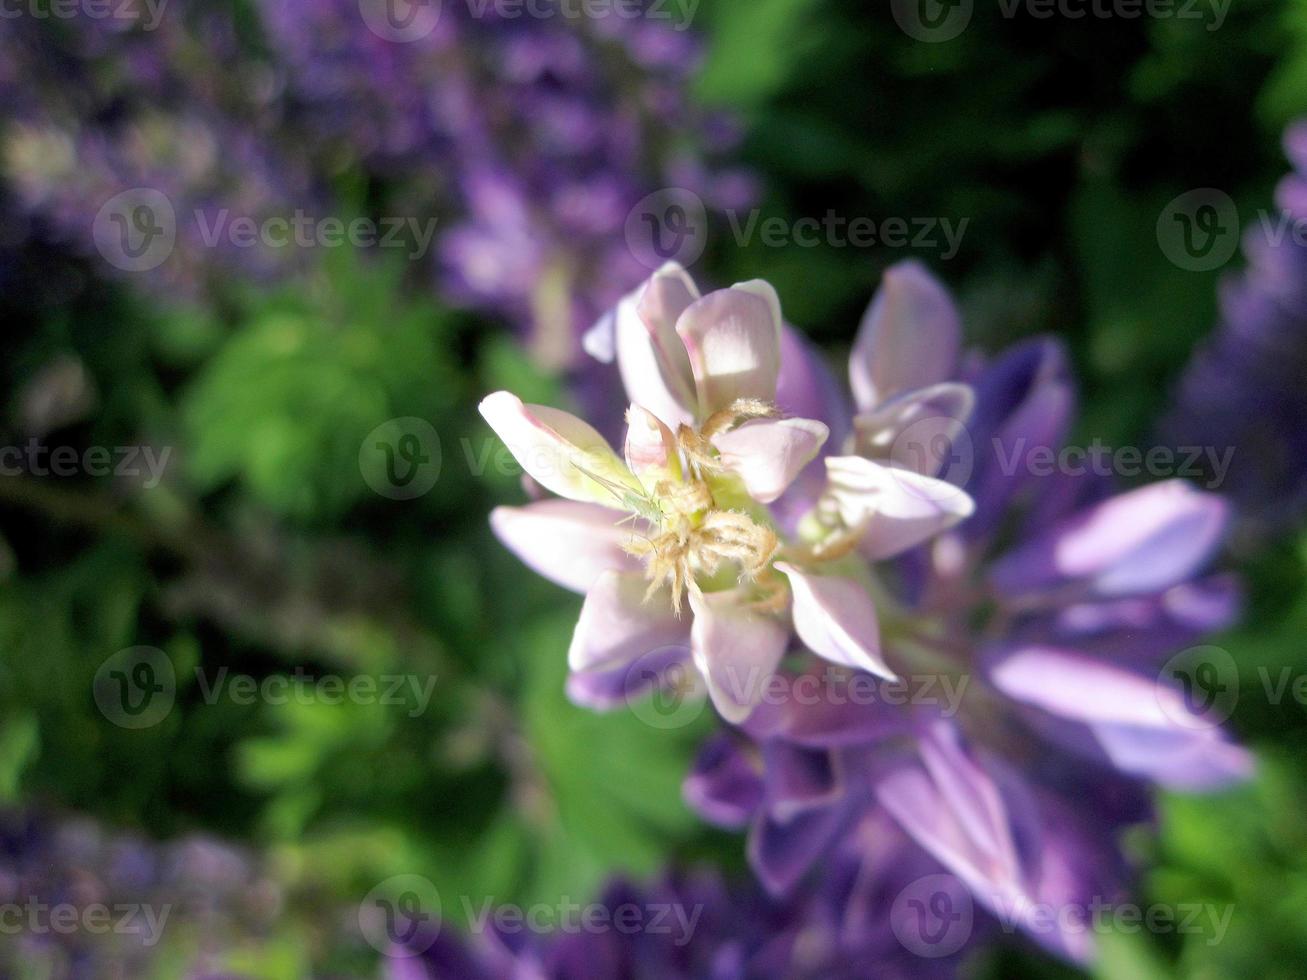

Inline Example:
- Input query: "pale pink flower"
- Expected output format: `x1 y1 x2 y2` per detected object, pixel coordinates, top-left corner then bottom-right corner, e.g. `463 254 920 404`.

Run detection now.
481 263 974 722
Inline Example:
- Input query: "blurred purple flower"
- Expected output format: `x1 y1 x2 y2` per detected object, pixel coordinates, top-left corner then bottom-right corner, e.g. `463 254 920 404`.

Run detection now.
1161 121 1307 534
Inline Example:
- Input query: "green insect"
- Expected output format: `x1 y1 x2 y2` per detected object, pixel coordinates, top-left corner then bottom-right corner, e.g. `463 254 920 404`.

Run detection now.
570 460 666 528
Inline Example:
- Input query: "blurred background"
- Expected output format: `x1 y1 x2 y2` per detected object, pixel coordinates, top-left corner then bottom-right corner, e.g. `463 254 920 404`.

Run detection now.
0 0 1305 976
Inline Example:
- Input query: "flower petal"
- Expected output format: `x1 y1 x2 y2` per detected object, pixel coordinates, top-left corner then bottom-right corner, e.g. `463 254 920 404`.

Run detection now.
613 264 700 427
989 480 1229 600
623 403 680 480
689 588 789 724
675 286 782 416
849 261 961 413
568 570 688 673
479 391 638 506
851 382 974 478
490 501 639 594
988 645 1251 790
774 562 895 680
684 732 764 828
824 455 975 560
748 804 845 897
711 417 829 504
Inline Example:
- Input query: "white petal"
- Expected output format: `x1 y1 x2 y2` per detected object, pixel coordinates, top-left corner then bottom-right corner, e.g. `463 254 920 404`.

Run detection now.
689 589 789 724
775 562 896 680
614 265 700 427
479 391 637 506
825 455 975 559
568 570 688 673
711 417 828 503
675 286 782 416
624 403 681 481
490 501 639 594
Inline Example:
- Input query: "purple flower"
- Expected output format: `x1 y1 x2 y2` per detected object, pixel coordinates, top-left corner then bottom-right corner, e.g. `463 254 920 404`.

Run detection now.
1161 121 1307 533
481 263 974 723
684 260 1250 964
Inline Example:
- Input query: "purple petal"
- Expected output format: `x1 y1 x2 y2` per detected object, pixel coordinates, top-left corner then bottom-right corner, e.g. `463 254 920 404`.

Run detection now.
689 588 789 724
990 481 1230 600
849 261 961 413
568 570 688 673
684 732 764 828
